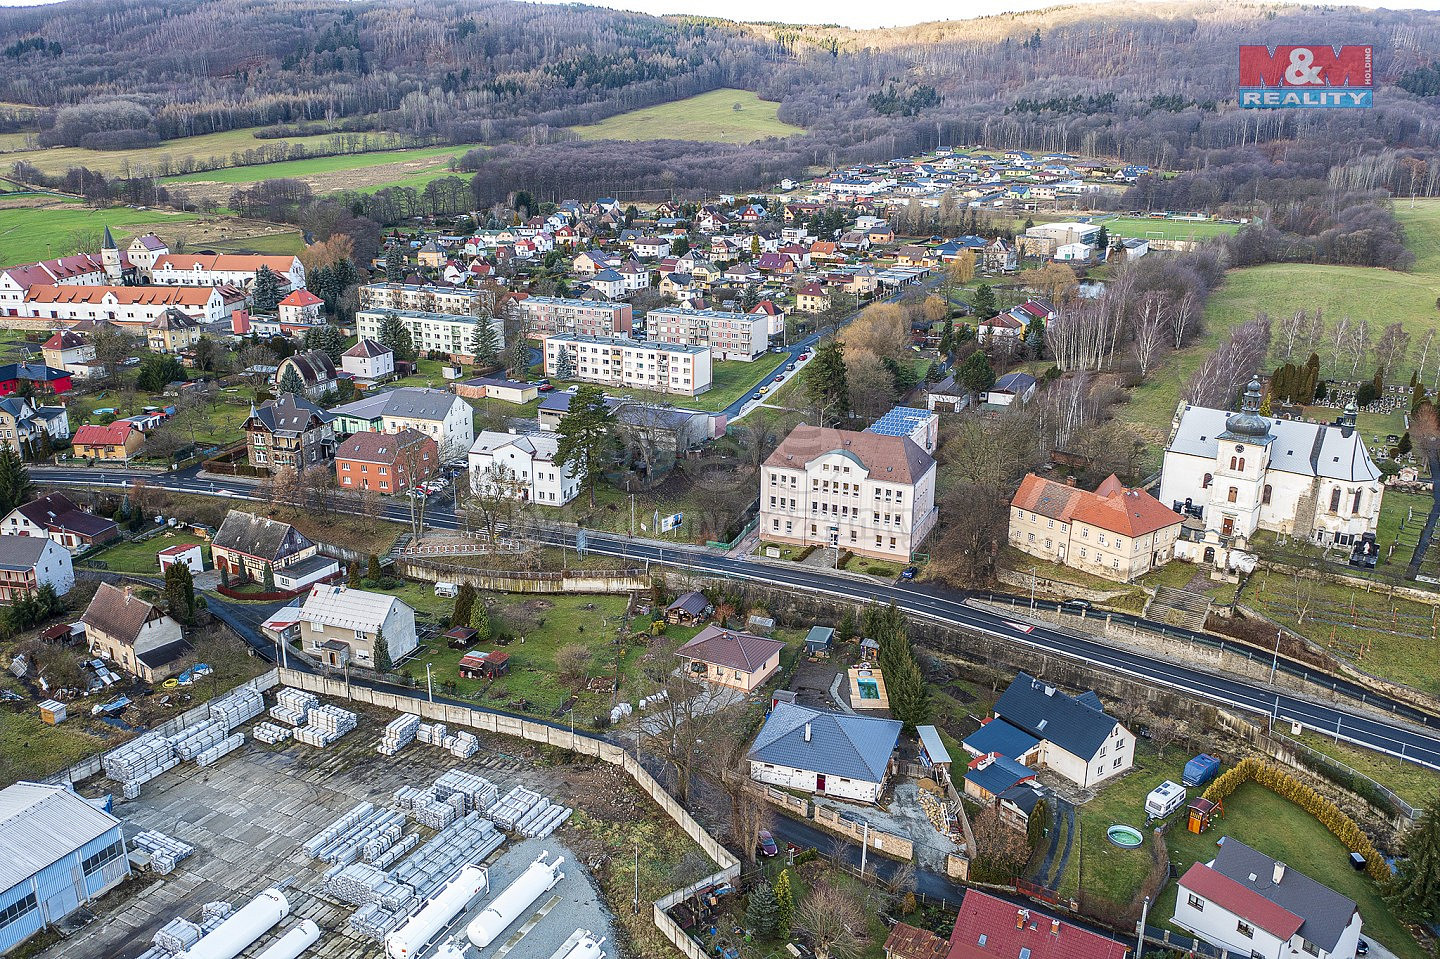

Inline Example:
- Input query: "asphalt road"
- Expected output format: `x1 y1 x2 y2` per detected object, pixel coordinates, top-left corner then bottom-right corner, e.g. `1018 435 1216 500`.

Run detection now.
37 465 1440 773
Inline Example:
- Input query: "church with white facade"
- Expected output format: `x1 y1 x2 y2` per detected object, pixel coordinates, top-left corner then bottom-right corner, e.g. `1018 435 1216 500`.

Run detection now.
1158 379 1383 565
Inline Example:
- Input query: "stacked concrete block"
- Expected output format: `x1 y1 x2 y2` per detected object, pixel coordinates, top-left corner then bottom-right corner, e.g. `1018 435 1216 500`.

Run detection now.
153 917 201 953
252 722 291 745
270 688 319 726
207 687 263 729
195 733 244 767
168 719 227 761
377 713 422 756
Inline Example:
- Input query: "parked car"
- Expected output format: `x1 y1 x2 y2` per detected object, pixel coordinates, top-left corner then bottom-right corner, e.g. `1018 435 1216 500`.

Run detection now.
751 393 762 401
900 567 918 580
757 830 778 857
1062 598 1092 610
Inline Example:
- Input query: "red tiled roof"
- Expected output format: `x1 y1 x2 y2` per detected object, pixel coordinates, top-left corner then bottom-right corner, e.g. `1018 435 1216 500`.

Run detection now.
884 923 947 959
1179 863 1304 942
946 891 1128 959
676 624 784 674
74 422 138 447
280 289 322 307
1012 473 1180 538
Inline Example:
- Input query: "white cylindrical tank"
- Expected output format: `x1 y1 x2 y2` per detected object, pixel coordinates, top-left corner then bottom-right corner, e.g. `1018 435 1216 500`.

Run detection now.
547 929 607 959
466 853 565 948
254 919 321 959
385 864 489 959
184 889 289 959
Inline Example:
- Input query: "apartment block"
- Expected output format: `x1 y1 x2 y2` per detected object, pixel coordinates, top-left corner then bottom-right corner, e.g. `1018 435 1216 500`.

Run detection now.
357 282 489 315
646 308 769 361
542 334 711 396
513 296 632 337
355 309 502 362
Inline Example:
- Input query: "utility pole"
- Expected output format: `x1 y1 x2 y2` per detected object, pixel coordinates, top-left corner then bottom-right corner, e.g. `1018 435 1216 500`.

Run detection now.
1135 896 1150 959
427 663 433 703
859 821 869 878
633 842 641 914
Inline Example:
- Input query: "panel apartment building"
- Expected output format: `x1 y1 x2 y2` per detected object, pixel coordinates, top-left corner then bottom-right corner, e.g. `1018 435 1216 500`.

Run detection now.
355 309 503 362
542 334 711 396
513 296 632 337
646 308 769 361
357 282 488 316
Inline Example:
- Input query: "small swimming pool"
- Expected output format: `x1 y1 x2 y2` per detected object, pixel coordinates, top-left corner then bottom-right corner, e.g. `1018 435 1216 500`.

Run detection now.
857 680 881 699
1107 825 1144 848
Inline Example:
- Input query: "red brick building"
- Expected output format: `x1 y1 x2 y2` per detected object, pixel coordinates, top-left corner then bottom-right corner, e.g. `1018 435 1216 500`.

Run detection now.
334 427 437 494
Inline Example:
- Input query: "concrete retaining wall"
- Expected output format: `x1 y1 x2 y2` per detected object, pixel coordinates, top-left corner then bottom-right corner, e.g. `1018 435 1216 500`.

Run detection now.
812 806 914 861
395 559 649 595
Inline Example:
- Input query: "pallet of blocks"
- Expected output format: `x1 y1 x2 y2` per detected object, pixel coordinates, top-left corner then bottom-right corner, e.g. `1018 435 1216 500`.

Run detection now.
103 733 179 795
293 703 357 748
252 722 291 745
391 812 504 901
306 805 407 866
415 721 446 745
269 688 319 726
206 686 263 729
167 720 227 761
303 802 374 858
377 713 421 755
324 862 413 908
152 917 201 953
195 733 244 767
487 786 545 831
433 770 499 813
130 830 195 875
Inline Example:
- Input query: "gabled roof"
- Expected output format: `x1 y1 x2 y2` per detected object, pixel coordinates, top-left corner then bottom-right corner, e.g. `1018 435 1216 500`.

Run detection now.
74 421 139 447
962 717 1041 759
0 782 122 893
766 425 934 485
991 372 1036 394
964 754 1035 796
748 701 901 784
1167 405 1381 483
41 330 86 351
212 510 312 562
1179 862 1302 942
335 427 431 465
946 890 1128 959
149 307 198 330
280 289 323 308
666 590 710 617
248 393 334 435
300 583 408 633
1186 838 1358 952
343 337 391 358
993 672 1121 761
676 624 784 674
0 534 57 571
12 493 117 538
380 387 460 423
883 923 947 959
82 582 168 646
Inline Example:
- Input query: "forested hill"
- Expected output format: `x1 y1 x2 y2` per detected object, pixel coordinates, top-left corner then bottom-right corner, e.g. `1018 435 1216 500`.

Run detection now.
5 0 1440 186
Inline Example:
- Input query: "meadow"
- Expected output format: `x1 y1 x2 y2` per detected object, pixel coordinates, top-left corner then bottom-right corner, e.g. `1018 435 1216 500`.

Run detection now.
569 89 803 144
0 125 350 178
162 142 472 187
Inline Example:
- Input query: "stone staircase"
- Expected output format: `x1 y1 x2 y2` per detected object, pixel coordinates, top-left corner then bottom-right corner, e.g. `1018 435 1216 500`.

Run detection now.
1148 585 1212 631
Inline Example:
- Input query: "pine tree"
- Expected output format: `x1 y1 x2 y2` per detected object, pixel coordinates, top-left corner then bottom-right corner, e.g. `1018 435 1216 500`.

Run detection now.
164 561 196 624
252 266 283 314
887 655 931 734
774 869 795 933
0 443 34 515
379 312 416 361
956 350 995 396
836 607 856 641
745 882 780 937
471 599 491 640
972 283 997 320
385 248 406 281
262 564 275 590
554 347 576 381
802 340 850 425
452 583 476 628
553 385 617 506
469 317 501 368
277 364 306 397
507 336 531 380
1391 794 1440 923
219 564 230 588
304 325 346 363
374 627 392 672
366 553 382 582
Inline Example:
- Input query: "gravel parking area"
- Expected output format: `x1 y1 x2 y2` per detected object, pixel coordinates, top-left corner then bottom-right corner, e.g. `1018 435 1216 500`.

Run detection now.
35 705 617 959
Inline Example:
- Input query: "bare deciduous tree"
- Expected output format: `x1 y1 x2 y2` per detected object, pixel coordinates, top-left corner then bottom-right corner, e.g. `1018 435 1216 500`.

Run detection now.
1131 291 1168 378
795 881 866 959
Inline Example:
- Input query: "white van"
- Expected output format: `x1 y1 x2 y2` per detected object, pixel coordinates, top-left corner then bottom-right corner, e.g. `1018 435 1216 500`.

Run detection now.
1145 780 1187 819
434 582 459 598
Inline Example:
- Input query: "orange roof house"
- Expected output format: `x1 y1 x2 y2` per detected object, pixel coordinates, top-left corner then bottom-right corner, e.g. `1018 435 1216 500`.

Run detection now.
1010 473 1183 581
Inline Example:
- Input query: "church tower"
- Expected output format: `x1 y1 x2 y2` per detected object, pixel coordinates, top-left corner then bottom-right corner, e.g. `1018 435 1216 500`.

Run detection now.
1207 377 1273 541
101 226 123 284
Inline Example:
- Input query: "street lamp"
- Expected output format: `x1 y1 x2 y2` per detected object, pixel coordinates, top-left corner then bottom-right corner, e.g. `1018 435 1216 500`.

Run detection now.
1029 566 1038 610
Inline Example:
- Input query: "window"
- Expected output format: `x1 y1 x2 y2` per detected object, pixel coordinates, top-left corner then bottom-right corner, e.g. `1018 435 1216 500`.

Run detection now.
1301 939 1320 956
1227 487 1238 503
1262 484 1272 505
82 838 126 876
1352 489 1362 514
1330 488 1341 512
1186 894 1204 912
1113 757 1122 768
1236 921 1254 939
1229 455 1237 470
0 891 36 931
1202 473 1213 489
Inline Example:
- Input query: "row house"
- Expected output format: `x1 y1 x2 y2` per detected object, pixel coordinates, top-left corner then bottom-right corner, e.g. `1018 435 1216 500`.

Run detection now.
149 253 305 291
22 284 238 330
647 308 769 362
542 334 711 397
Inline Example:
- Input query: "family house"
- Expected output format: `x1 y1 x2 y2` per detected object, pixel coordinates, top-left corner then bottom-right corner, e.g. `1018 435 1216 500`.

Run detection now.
748 701 902 803
81 583 186 681
272 350 338 399
985 672 1134 788
298 584 417 669
468 430 579 506
334 428 437 494
795 282 831 313
340 339 395 382
244 393 336 473
0 535 73 603
210 511 332 591
1009 473 1182 582
40 330 94 373
3 493 118 552
145 307 200 354
72 421 145 462
945 891 1129 959
674 625 785 691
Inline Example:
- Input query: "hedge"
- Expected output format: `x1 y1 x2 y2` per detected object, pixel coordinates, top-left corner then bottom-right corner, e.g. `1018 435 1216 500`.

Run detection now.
1202 757 1389 883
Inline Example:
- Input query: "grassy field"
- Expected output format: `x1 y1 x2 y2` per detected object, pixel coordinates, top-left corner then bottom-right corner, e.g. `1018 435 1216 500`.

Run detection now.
85 531 210 574
1153 782 1422 959
1 125 387 178
163 142 470 187
570 89 802 144
0 203 199 265
1070 741 1173 905
1092 215 1241 241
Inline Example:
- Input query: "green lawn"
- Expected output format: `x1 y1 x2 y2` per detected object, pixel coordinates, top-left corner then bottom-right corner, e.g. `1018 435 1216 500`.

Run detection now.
1375 489 1432 557
0 205 199 265
0 676 107 785
162 142 474 187
570 89 803 144
548 353 788 414
1284 727 1440 809
1072 741 1175 907
208 232 304 255
84 532 209 574
0 125 357 178
1090 215 1241 242
1153 782 1422 959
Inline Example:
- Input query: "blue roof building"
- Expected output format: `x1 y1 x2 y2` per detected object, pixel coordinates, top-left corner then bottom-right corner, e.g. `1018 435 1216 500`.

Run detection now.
963 754 1036 802
962 718 1041 761
992 672 1134 789
748 702 901 803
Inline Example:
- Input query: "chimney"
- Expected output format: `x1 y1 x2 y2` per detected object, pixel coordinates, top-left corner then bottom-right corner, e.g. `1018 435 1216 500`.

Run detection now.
1016 909 1028 929
804 723 811 742
1273 861 1286 884
123 585 133 605
1064 475 1076 487
1050 919 1060 937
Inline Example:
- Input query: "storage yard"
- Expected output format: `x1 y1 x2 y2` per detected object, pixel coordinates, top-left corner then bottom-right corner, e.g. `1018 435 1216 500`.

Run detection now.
33 691 619 959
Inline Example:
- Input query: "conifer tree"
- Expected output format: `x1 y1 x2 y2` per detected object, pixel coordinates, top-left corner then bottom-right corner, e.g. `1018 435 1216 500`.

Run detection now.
469 317 501 368
746 882 780 937
1391 795 1440 923
277 364 305 397
471 599 491 640
252 266 283 314
774 869 795 933
0 443 34 515
452 583 476 628
374 627 392 672
367 553 382 582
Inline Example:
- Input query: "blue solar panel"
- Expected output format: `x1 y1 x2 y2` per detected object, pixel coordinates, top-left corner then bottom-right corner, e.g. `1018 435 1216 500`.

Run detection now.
867 406 931 437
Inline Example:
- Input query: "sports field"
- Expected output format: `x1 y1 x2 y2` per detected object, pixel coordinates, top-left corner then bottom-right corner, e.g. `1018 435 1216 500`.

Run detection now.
569 88 802 144
1095 214 1241 241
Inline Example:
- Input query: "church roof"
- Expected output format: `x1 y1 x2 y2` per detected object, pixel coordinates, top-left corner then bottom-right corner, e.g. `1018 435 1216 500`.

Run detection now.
1169 407 1381 483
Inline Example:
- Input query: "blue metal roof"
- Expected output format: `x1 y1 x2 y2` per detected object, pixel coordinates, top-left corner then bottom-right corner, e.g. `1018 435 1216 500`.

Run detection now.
866 406 932 438
964 755 1034 796
804 626 834 650
994 673 1120 761
962 719 1040 759
749 702 901 784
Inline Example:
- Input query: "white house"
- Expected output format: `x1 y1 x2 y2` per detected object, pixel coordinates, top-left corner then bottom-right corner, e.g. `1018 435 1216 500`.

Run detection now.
468 430 580 506
1158 381 1383 561
1055 242 1092 261
982 672 1134 789
986 371 1037 406
340 339 395 382
157 543 205 576
298 584 417 670
378 388 473 461
1174 839 1362 959
748 701 902 803
150 254 306 292
0 535 73 602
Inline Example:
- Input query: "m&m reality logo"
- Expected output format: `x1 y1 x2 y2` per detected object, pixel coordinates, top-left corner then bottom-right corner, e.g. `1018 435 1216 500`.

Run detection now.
1238 45 1373 109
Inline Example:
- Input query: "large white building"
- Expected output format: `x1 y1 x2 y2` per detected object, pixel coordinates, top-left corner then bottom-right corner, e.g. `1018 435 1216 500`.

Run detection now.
149 254 305 291
646 308 769 362
468 430 580 506
513 296 633 337
1158 381 1383 564
1175 839 1362 959
542 334 711 396
355 309 503 362
760 424 938 561
358 282 489 315
21 285 236 330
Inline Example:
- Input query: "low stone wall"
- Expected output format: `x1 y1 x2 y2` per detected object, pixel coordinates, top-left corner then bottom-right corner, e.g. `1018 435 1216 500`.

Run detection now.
813 805 914 861
995 567 1130 604
395 558 649 595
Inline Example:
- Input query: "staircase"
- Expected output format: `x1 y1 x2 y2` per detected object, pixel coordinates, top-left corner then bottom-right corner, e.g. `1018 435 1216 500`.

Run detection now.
1148 585 1212 631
